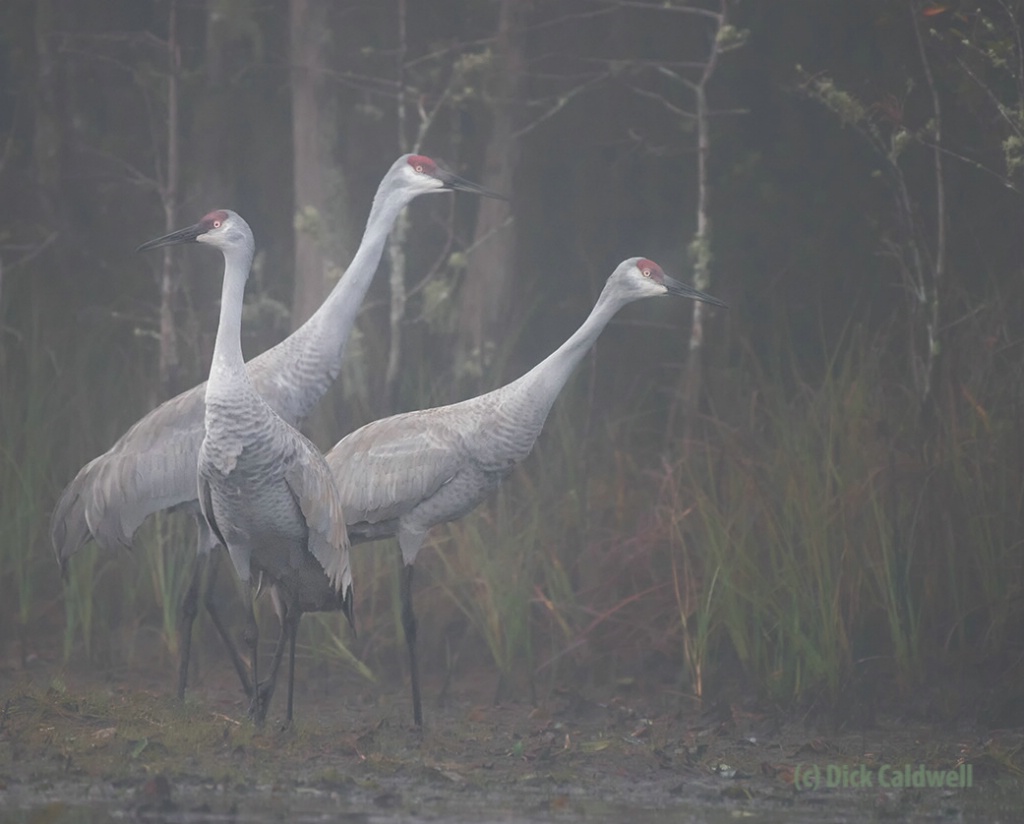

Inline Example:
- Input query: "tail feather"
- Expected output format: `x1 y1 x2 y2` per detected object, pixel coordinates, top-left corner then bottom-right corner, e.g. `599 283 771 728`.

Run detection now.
50 486 92 578
322 542 355 635
342 582 355 637
50 457 136 575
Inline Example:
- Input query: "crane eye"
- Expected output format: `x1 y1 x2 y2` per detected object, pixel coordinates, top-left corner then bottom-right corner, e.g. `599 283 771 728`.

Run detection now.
213 220 222 228
414 164 424 173
642 268 651 278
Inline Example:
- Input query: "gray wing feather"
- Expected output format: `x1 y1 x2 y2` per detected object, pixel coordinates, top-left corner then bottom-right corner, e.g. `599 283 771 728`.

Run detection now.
284 445 352 595
197 473 225 550
50 384 206 563
326 410 466 526
51 324 335 566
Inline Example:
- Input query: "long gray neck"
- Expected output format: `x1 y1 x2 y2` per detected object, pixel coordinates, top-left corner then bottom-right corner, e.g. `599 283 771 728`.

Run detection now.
292 183 413 371
208 241 256 394
511 282 627 408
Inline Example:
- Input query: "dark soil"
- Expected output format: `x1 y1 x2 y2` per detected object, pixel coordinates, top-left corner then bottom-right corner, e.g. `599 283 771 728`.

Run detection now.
1 646 1022 823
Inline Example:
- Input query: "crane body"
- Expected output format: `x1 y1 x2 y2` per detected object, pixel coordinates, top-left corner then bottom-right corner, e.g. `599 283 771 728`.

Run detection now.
50 156 501 703
138 209 352 725
320 258 727 725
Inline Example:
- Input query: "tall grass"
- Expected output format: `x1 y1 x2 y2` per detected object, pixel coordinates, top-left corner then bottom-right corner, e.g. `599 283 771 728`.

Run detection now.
310 321 1024 714
0 249 173 666
8 256 1023 720
651 330 1024 707
61 545 100 662
0 302 62 664
436 491 542 701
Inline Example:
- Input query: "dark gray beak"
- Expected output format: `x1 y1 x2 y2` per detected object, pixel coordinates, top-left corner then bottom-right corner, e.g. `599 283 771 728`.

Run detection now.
664 274 728 308
136 222 203 253
438 168 508 201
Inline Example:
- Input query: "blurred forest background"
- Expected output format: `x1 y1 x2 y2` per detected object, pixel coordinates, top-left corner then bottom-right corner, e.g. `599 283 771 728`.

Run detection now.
3 0 1024 723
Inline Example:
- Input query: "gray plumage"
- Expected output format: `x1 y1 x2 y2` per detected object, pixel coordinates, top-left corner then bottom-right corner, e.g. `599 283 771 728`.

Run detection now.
49 155 501 704
140 208 352 726
52 155 498 567
324 257 727 725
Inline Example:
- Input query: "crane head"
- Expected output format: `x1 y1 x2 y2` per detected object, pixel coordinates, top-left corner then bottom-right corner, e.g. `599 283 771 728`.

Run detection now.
136 209 251 253
401 154 507 200
618 257 727 308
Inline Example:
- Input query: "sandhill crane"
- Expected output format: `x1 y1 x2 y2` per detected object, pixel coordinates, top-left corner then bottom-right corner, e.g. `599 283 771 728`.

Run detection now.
50 156 501 702
323 258 726 726
137 209 352 725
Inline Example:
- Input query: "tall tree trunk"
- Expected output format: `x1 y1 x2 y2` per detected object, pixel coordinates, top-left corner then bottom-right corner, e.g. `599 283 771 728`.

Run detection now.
32 0 61 222
674 2 727 448
157 0 182 399
182 0 244 378
675 76 711 447
455 0 523 383
383 0 410 414
289 0 351 330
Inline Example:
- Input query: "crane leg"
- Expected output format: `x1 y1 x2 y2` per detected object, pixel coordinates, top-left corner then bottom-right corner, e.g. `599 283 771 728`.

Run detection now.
243 588 262 725
177 551 207 700
202 550 254 698
252 600 298 727
400 561 423 727
285 610 299 726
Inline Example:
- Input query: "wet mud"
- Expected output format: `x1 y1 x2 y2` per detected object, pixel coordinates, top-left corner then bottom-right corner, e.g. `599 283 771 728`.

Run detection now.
1 656 1022 823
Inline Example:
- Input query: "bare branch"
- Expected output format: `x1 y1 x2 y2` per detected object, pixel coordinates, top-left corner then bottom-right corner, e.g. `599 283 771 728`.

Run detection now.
307 65 401 96
597 0 722 24
79 145 161 191
411 82 454 153
951 53 1024 142
511 72 609 140
405 200 459 308
519 5 621 34
915 135 1021 194
0 231 58 273
628 83 696 121
656 64 699 92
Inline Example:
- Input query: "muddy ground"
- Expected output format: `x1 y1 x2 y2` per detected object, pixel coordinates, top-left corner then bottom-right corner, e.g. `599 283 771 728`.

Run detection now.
2 647 1023 823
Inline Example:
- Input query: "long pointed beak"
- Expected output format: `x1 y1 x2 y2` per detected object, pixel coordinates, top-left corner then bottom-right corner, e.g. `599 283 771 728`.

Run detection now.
664 275 728 308
136 222 203 253
438 169 508 201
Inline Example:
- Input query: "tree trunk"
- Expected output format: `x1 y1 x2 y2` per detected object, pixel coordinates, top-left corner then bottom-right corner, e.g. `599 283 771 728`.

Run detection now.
289 0 351 330
455 0 523 383
675 79 711 447
157 0 182 399
383 0 410 414
672 2 728 447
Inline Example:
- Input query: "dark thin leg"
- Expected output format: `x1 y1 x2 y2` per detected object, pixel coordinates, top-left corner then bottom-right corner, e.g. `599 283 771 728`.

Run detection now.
285 611 299 726
400 561 422 727
177 552 207 700
243 587 261 724
252 601 298 727
203 551 253 698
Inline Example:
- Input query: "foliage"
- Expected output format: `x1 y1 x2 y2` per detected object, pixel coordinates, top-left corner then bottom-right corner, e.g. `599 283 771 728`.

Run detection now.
0 301 61 665
3 1 1024 721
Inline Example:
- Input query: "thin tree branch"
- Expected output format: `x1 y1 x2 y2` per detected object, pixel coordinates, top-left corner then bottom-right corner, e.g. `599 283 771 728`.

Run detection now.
599 0 722 24
511 72 608 140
